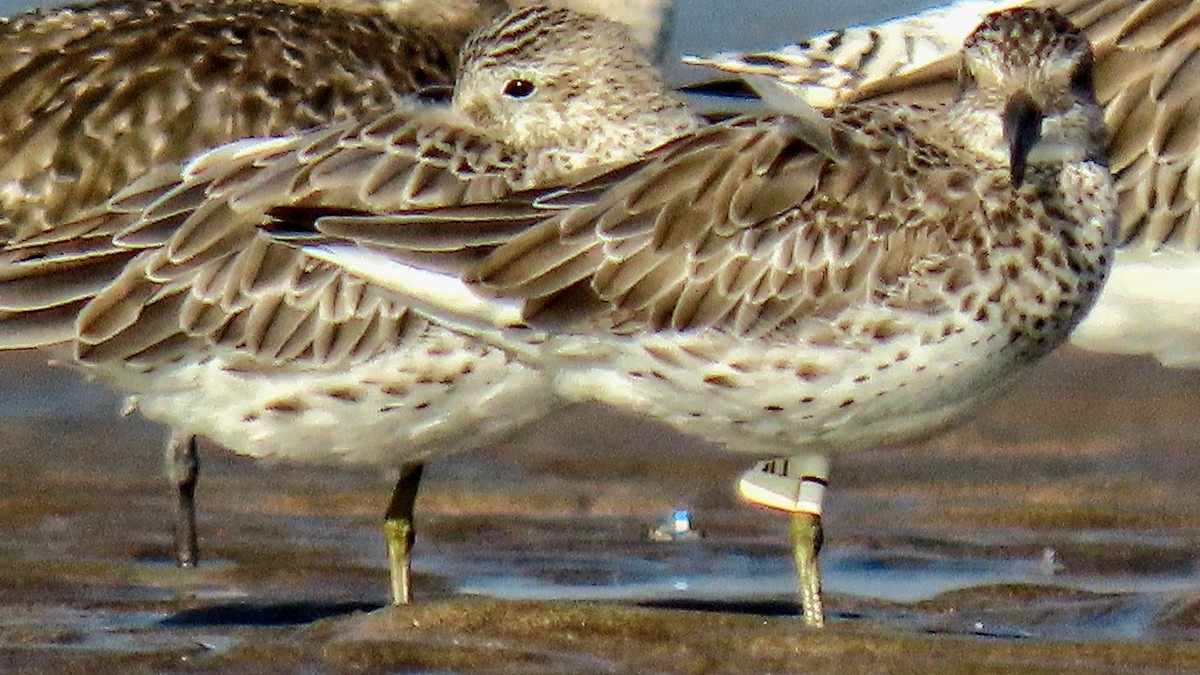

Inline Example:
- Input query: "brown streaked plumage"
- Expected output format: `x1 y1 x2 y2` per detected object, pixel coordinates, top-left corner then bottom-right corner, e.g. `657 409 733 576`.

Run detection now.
0 3 699 603
287 0 505 32
324 8 1113 454
0 0 482 243
454 2 696 175
0 0 668 574
687 0 1200 365
511 0 668 49
301 7 1115 625
0 0 485 572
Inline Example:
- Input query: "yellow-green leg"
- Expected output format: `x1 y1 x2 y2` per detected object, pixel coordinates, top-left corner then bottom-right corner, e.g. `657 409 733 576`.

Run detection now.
384 462 424 605
166 432 200 568
790 511 824 628
737 454 830 627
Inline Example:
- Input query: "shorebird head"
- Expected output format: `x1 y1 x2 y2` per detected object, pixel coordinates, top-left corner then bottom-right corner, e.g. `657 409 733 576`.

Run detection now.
958 7 1105 187
452 4 699 176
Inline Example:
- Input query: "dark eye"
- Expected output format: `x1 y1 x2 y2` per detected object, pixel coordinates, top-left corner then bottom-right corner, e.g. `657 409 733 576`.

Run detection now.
503 79 535 98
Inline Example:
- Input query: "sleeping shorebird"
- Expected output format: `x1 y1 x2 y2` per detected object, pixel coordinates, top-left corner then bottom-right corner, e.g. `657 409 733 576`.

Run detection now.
686 0 1198 621
0 4 699 604
0 0 674 573
0 0 487 570
276 7 1111 625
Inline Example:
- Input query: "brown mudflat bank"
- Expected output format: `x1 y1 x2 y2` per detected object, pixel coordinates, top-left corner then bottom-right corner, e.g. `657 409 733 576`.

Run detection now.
1 347 1199 671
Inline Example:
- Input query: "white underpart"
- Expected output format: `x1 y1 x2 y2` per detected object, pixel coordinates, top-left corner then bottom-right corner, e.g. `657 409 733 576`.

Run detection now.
549 313 1023 458
99 332 556 465
1071 249 1200 367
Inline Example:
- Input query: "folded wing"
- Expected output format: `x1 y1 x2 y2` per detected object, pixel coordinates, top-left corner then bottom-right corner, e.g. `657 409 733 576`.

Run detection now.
0 108 542 368
315 111 981 340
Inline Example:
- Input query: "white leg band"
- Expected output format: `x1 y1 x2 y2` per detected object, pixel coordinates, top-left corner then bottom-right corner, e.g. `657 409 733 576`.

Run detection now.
737 454 830 515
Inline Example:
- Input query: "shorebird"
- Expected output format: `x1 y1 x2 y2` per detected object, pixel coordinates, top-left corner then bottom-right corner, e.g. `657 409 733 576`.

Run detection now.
686 0 1199 621
686 0 1200 367
0 3 699 604
0 0 673 572
286 6 1115 626
0 0 486 569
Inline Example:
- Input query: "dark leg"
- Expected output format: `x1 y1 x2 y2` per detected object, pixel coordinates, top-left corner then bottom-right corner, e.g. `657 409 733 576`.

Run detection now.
383 462 424 605
166 431 200 568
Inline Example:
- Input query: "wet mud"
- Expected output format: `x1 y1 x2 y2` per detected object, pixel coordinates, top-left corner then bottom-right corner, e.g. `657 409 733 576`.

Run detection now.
1 348 1199 671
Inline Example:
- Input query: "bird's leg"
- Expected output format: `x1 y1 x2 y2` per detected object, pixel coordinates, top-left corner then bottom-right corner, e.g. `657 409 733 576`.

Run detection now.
790 507 824 627
165 431 200 568
737 454 830 627
383 462 424 605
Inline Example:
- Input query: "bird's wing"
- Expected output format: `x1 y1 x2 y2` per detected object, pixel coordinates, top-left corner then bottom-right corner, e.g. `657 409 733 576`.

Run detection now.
314 111 982 339
0 0 467 242
680 0 997 108
0 107 541 367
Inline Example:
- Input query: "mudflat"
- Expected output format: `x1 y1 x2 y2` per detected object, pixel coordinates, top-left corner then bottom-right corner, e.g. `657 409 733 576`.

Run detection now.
1 347 1198 671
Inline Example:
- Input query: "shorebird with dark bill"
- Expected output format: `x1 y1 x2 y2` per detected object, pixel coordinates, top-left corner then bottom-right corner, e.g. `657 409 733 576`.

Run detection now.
686 0 1199 616
293 7 1115 625
687 0 1200 367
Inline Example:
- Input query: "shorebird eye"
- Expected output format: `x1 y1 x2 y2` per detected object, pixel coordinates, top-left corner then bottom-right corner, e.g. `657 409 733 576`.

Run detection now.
503 79 535 98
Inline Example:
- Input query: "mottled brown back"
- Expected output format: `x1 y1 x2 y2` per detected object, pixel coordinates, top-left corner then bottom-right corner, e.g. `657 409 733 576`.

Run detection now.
0 0 475 241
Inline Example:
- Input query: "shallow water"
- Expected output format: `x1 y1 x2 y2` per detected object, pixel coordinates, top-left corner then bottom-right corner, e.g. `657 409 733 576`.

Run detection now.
2 0 1200 671
3 347 1200 669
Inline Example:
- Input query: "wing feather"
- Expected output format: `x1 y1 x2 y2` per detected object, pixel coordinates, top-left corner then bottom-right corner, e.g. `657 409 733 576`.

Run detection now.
0 0 470 243
415 110 975 336
0 105 544 367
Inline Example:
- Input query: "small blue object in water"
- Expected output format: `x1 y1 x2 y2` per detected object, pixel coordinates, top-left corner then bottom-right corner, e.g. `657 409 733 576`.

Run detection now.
649 508 702 541
672 509 691 534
